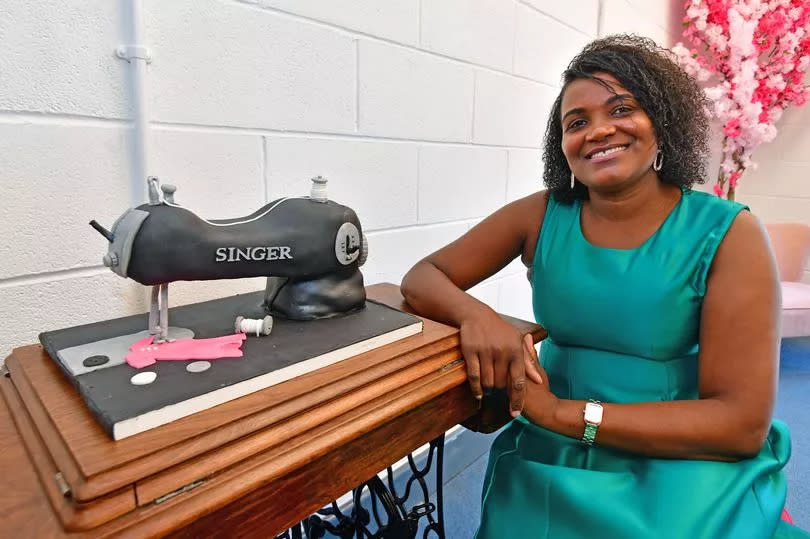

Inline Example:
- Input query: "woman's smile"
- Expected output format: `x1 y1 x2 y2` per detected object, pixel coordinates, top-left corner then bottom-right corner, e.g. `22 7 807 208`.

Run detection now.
586 143 630 163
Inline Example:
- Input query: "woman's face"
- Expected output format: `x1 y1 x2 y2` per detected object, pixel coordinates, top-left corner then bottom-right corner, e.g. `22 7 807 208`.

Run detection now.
560 72 659 190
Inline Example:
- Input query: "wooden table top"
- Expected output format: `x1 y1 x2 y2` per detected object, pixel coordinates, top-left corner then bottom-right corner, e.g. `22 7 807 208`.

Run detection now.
0 283 544 537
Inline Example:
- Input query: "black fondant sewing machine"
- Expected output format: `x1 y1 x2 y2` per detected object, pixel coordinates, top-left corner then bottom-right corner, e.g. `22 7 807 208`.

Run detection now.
90 176 368 341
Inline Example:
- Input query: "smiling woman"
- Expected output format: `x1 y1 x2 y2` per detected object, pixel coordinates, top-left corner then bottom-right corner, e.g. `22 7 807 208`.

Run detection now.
401 35 810 538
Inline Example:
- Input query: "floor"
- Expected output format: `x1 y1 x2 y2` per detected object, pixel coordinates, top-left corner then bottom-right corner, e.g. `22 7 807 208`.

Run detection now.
774 337 810 529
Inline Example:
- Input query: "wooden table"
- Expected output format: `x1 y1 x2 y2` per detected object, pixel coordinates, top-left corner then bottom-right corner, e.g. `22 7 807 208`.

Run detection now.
0 283 544 537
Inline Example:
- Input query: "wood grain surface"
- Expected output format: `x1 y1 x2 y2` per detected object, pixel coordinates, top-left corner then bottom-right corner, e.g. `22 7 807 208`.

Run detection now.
0 283 545 537
0 375 136 531
6 285 458 500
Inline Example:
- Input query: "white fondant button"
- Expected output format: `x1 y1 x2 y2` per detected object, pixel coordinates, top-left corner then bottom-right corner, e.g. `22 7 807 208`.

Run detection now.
186 361 211 373
130 371 157 385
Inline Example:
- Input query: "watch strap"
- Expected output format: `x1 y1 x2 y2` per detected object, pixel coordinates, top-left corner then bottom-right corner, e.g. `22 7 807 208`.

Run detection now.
582 422 598 445
581 399 602 446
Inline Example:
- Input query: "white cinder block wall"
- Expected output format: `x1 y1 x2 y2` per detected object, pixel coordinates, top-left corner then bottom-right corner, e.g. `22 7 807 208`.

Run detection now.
0 0 679 358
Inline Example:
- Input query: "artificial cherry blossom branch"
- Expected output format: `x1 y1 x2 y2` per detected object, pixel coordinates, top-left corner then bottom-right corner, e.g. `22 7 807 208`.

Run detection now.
672 0 810 200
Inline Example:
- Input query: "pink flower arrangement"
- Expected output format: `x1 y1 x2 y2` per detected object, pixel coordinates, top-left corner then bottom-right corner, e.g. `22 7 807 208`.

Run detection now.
672 0 810 200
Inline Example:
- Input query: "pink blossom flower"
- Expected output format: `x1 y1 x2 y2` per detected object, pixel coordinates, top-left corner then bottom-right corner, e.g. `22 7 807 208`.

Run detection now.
674 0 810 198
724 117 742 137
728 170 742 188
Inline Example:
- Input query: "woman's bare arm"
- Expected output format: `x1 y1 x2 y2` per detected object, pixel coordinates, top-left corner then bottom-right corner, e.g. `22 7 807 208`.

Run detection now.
402 191 548 410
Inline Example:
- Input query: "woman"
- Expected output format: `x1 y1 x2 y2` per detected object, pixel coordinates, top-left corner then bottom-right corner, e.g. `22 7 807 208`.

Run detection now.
401 35 808 538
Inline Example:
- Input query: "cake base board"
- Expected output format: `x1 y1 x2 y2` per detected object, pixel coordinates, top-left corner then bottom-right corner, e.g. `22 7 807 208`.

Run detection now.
39 291 423 440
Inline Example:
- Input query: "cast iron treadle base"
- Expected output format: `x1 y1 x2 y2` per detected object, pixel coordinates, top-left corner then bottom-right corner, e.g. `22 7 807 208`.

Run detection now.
277 434 446 539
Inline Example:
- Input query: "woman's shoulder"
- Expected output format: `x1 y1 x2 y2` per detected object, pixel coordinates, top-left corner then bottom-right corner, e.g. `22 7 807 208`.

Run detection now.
515 189 550 208
501 190 550 224
513 189 579 223
501 190 550 266
679 188 765 295
677 188 750 235
682 188 749 214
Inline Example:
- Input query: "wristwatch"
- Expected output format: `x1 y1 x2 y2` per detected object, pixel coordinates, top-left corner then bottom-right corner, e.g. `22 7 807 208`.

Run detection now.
582 400 603 445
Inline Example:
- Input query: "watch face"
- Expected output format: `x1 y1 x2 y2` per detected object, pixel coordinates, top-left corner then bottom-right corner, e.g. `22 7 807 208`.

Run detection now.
584 402 603 424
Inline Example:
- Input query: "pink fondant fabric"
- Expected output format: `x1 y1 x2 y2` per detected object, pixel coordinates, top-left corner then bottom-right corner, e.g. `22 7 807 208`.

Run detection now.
125 334 246 369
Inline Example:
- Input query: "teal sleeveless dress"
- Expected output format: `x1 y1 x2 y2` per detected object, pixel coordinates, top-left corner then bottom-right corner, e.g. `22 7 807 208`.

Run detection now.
475 188 808 538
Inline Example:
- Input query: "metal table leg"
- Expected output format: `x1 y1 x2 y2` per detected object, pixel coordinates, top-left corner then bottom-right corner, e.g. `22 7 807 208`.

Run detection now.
277 433 446 539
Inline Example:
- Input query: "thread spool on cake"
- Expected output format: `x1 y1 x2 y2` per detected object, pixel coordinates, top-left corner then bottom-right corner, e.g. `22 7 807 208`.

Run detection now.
235 315 274 337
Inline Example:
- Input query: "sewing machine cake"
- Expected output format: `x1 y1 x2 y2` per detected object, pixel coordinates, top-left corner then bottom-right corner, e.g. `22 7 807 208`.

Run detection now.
39 176 423 440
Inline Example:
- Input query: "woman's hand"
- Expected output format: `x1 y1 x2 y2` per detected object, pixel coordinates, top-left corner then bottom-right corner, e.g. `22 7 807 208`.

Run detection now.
519 334 559 427
459 312 544 416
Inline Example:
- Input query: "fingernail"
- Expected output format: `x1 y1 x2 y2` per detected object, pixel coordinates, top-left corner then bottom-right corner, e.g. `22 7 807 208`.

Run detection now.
510 410 521 418
475 394 483 400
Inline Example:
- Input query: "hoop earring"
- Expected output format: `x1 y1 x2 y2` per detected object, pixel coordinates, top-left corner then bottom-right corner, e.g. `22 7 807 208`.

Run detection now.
570 171 576 189
653 150 664 172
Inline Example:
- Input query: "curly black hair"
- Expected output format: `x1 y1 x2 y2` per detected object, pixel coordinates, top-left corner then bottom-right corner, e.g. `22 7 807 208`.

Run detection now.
543 34 710 203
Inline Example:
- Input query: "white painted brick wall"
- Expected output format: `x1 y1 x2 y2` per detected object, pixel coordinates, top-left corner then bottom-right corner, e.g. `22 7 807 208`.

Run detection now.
421 0 516 72
358 40 474 141
151 129 264 218
601 0 674 46
514 5 592 85
521 0 600 36
362 223 470 286
498 272 535 324
265 137 418 230
417 145 507 223
507 149 544 201
251 0 420 46
739 163 810 199
0 124 132 280
624 0 680 38
473 70 555 147
146 0 356 132
0 274 147 360
0 0 132 119
468 279 502 309
3 0 755 360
